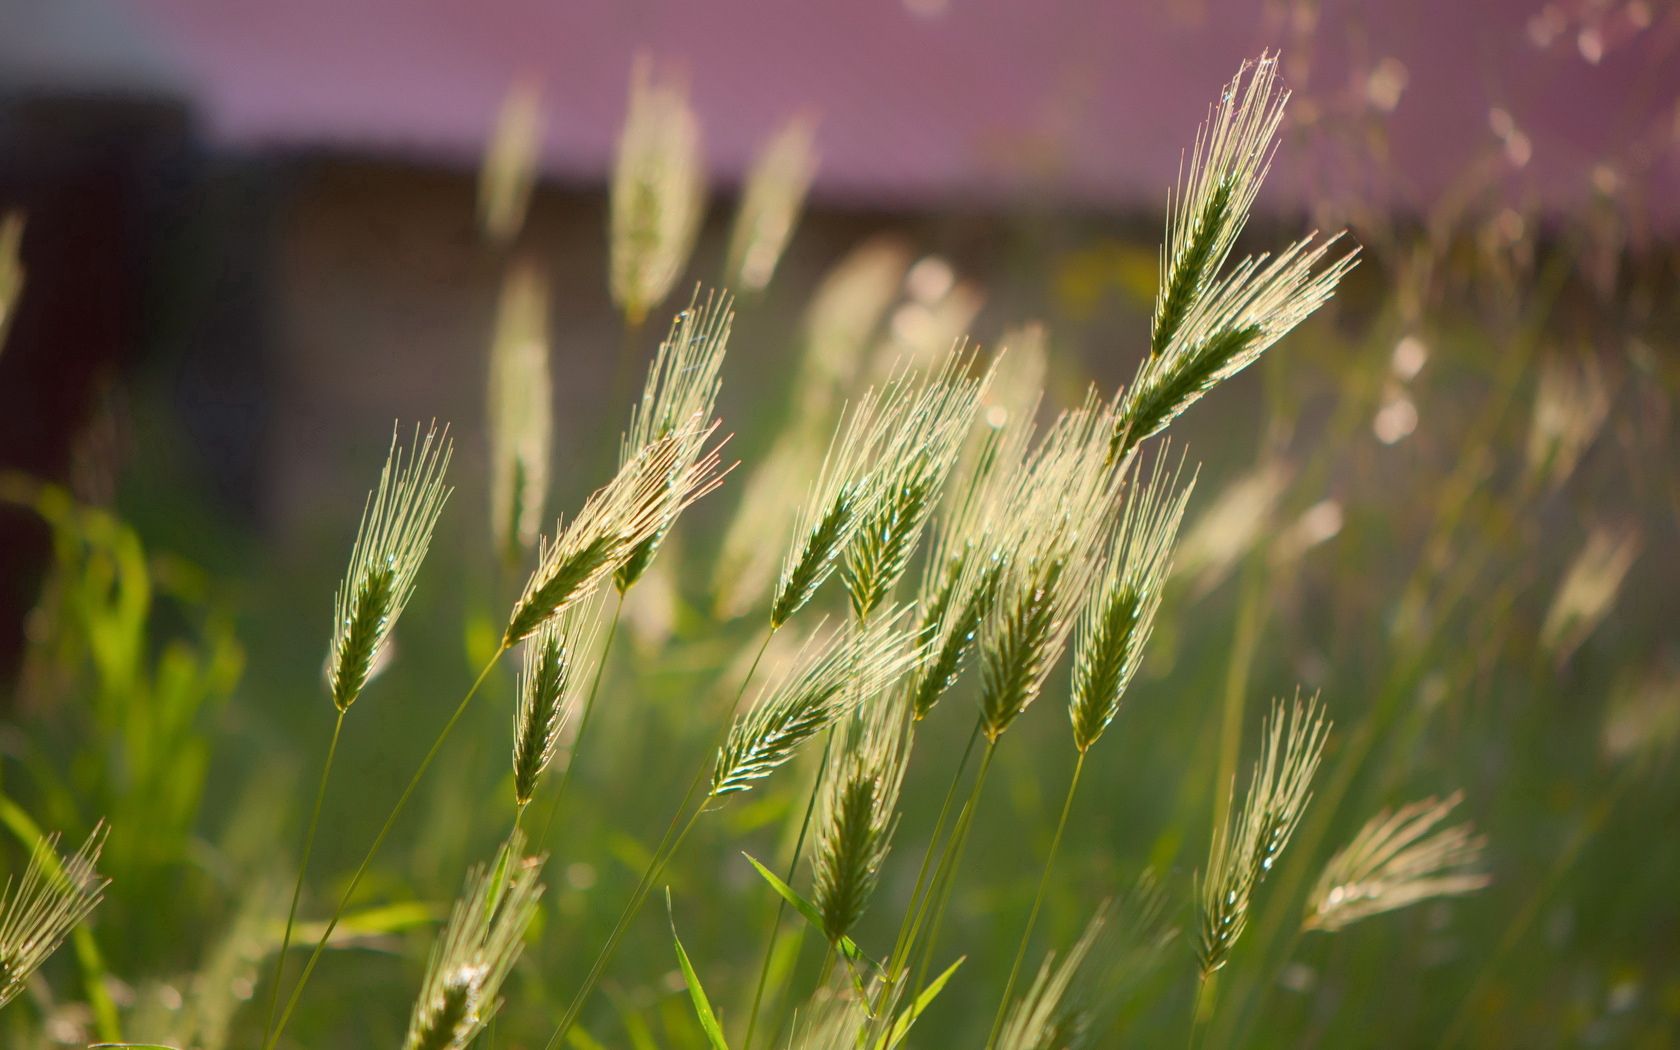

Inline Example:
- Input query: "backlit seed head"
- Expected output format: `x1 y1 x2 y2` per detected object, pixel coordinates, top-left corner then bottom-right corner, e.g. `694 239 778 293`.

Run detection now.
0 823 109 1010
1305 793 1489 933
329 423 453 711
610 57 705 327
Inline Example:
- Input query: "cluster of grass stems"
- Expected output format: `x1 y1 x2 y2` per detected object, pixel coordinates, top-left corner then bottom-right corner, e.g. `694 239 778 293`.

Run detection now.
0 51 1521 1049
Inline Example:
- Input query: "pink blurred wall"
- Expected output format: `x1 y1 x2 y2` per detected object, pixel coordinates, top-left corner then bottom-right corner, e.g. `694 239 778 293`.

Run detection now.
51 0 1680 223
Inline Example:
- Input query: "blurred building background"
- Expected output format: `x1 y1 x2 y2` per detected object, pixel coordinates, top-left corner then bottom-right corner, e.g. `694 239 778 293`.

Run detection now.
4 0 1678 678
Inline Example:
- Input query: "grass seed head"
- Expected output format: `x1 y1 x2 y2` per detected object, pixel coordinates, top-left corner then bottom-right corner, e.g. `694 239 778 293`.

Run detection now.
507 418 725 646
996 902 1113 1050
812 693 911 943
610 56 705 327
978 398 1121 741
511 620 570 807
0 823 109 1010
1152 53 1288 357
711 608 922 798
403 834 543 1050
487 261 552 563
1118 233 1358 458
477 77 542 245
615 289 733 591
1198 693 1329 977
1305 793 1489 933
1069 451 1195 752
842 345 991 622
0 212 22 353
770 378 920 629
726 115 818 293
330 423 453 712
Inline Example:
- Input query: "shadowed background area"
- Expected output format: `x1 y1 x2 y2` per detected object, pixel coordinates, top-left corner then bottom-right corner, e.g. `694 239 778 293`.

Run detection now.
0 1 1677 1048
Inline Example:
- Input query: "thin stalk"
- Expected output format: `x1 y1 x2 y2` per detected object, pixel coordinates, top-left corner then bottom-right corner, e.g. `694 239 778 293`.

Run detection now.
266 649 507 1050
537 590 627 851
866 718 982 1047
1439 768 1634 1049
544 629 773 1050
742 728 835 1050
985 749 1086 1050
484 806 527 1050
1188 977 1208 1050
907 738 997 1004
815 947 838 992
260 707 346 1044
879 720 981 1001
1213 562 1266 826
548 802 706 1049
607 318 645 462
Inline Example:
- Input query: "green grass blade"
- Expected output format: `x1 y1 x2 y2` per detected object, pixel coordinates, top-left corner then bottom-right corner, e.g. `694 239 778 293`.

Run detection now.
881 955 965 1049
742 852 879 972
667 889 731 1050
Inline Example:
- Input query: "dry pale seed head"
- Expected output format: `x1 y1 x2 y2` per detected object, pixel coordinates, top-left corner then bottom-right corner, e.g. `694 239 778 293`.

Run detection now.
867 259 986 381
403 835 544 1050
1527 351 1611 491
615 289 732 591
1069 451 1196 752
1305 793 1489 933
1117 232 1358 458
798 236 913 407
0 211 22 354
0 823 109 1009
1174 460 1292 595
978 398 1123 741
812 692 912 943
1198 693 1329 977
725 115 818 293
329 423 453 712
986 324 1050 431
711 608 922 798
477 77 542 245
506 418 725 646
1602 664 1680 764
842 345 992 622
1541 524 1641 659
1152 53 1288 358
486 261 552 562
610 56 705 327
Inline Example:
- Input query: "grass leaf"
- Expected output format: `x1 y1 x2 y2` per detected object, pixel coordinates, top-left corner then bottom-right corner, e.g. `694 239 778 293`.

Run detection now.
741 852 878 971
882 955 965 1048
666 890 730 1050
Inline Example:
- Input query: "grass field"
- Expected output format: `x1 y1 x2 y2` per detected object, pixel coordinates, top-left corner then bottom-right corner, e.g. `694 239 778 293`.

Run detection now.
1 51 1676 1050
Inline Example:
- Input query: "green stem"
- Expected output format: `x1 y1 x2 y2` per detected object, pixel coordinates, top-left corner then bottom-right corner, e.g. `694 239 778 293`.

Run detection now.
815 947 838 991
881 721 980 993
537 590 626 852
742 728 835 1050
543 629 772 1049
985 749 1085 1050
260 707 346 1045
1188 976 1208 1050
867 719 981 1042
1213 561 1265 824
547 801 707 1049
266 649 506 1050
908 738 997 1005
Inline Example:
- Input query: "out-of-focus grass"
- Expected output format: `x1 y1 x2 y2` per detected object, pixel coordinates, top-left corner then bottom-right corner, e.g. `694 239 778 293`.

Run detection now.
3 84 1678 1050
